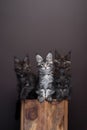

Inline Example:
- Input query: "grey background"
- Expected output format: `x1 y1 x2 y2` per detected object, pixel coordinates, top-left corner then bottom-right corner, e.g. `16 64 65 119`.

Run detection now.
0 0 87 130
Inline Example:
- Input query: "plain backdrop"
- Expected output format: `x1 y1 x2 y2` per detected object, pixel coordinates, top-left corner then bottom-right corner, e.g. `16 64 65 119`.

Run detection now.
0 0 87 130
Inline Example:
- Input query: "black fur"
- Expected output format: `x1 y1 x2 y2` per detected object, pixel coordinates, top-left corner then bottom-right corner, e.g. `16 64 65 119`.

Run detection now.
54 51 72 101
14 56 37 119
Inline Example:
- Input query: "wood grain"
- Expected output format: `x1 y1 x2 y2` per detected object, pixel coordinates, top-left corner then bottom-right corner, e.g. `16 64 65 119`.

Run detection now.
20 100 68 130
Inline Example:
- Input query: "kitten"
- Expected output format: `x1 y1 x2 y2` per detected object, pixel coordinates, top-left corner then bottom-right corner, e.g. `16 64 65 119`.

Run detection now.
54 51 71 101
14 56 37 120
14 56 36 100
36 52 55 102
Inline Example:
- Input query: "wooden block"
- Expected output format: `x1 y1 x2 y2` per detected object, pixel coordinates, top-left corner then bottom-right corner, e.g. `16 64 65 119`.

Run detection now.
20 100 68 130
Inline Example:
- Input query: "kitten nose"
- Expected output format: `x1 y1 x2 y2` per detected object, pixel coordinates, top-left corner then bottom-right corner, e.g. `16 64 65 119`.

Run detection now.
44 64 47 69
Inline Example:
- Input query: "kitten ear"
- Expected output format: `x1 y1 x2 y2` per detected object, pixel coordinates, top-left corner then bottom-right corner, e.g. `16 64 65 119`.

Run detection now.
46 52 53 62
14 57 20 63
55 50 60 59
24 56 29 64
36 54 43 63
65 51 71 61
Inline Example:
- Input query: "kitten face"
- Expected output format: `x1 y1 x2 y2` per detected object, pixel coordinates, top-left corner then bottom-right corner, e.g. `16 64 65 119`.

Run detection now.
54 51 71 72
14 56 30 79
36 52 53 72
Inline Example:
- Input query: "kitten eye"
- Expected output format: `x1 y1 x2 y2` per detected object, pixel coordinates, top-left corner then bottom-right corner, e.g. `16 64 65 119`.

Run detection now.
55 61 60 66
41 64 43 67
46 62 49 66
64 62 70 68
41 63 44 67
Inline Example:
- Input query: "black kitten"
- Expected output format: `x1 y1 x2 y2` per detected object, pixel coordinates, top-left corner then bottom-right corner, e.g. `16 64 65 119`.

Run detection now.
54 51 71 101
14 56 37 120
14 56 36 100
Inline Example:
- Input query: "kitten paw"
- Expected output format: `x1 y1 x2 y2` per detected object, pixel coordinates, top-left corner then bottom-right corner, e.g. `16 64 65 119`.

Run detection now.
46 97 52 102
38 96 45 103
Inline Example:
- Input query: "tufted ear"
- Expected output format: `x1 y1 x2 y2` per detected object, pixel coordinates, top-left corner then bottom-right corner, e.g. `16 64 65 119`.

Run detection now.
36 54 43 64
14 57 20 63
55 50 60 59
65 51 71 61
46 52 53 62
14 57 20 70
24 56 29 64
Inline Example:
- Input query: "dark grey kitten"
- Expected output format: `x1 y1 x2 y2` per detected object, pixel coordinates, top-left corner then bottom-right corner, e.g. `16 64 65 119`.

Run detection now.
36 52 55 102
14 56 36 100
54 51 71 101
14 56 37 120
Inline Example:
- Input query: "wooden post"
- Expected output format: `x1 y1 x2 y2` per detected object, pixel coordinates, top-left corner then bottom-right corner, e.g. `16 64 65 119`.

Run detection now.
20 100 68 130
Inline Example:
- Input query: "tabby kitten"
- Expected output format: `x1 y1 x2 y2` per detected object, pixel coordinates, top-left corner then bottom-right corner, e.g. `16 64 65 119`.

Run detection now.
54 51 71 101
14 56 36 100
36 52 55 102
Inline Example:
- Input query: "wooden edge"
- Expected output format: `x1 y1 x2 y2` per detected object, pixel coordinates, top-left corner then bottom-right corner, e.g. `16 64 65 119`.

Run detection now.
20 100 24 130
64 100 68 130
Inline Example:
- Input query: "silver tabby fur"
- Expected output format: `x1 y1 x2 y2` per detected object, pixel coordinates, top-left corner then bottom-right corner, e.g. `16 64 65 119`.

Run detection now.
36 52 55 102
